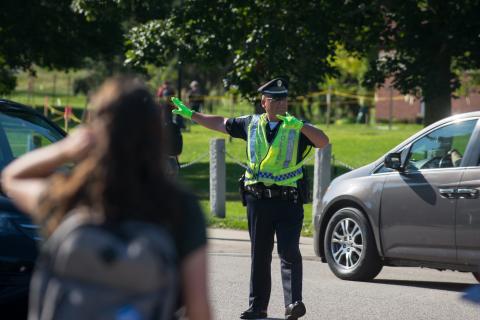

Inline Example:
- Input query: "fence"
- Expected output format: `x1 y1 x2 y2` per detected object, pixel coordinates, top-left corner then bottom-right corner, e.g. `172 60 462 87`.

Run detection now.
3 83 414 127
42 100 83 131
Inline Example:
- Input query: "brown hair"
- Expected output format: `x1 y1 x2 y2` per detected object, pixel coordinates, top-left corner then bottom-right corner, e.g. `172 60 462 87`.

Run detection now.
39 76 181 235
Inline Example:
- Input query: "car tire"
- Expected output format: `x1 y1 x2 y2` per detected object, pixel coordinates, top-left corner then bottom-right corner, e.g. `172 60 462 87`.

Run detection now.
473 272 480 283
324 207 382 281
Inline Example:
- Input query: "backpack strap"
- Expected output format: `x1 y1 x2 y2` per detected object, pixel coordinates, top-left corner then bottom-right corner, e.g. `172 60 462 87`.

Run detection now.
40 209 94 265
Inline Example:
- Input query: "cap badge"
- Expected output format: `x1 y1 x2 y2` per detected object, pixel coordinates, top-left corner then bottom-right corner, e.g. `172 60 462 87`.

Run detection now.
277 80 282 87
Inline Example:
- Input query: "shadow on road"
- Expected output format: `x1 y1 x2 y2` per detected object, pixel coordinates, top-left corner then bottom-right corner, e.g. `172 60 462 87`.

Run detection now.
209 237 250 242
372 279 472 292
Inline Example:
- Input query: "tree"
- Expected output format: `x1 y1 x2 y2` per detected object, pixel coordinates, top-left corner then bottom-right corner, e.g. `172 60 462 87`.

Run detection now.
0 0 126 94
0 1 125 69
319 46 374 122
125 0 344 101
72 0 178 94
0 57 16 95
0 0 173 94
341 0 480 125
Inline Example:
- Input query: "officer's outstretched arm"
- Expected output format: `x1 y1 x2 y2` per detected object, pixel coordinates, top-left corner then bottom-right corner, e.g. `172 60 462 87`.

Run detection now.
171 97 227 134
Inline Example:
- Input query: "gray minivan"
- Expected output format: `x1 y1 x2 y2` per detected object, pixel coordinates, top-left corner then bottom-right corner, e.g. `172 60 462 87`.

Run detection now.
314 112 480 282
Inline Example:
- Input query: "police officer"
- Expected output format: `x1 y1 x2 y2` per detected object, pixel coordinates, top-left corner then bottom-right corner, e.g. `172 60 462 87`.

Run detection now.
171 78 329 320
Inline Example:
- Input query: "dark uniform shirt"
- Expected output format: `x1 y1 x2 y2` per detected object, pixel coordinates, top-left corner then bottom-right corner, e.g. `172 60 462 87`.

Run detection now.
225 115 314 163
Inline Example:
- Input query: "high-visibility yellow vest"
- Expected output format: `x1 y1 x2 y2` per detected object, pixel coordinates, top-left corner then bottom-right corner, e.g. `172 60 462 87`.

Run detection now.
245 113 306 187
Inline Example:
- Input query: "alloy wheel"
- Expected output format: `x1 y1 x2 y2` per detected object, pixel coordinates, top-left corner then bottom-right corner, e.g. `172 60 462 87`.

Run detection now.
330 218 364 270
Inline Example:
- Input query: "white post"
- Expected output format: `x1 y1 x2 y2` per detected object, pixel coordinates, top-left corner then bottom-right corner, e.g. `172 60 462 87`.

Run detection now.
210 138 226 218
312 144 332 221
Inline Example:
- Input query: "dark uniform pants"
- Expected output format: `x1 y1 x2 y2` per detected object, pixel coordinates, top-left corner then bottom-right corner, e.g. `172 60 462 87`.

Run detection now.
246 194 303 310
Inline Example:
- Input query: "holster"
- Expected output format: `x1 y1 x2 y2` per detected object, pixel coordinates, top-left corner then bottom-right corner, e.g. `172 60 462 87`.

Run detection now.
238 173 247 206
297 167 311 204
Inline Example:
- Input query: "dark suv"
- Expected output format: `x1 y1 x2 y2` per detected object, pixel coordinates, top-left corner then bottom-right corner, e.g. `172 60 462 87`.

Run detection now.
314 112 480 282
0 100 65 311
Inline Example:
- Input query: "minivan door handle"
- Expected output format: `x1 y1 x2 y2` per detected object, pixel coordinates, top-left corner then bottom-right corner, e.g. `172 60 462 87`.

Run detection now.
456 188 479 199
438 188 457 199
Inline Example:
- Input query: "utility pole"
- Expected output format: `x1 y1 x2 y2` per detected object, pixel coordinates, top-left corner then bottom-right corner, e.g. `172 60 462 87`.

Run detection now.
326 85 332 128
177 0 184 100
177 59 183 100
388 86 393 130
52 73 57 97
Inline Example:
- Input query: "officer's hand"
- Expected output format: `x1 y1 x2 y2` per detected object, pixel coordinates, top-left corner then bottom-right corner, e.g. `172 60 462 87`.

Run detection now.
276 112 304 130
171 97 194 120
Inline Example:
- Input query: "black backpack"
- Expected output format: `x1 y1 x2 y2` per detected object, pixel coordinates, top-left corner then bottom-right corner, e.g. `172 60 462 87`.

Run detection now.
29 211 179 320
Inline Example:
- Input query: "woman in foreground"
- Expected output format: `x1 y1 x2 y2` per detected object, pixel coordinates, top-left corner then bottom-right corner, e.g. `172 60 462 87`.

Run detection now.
2 77 211 320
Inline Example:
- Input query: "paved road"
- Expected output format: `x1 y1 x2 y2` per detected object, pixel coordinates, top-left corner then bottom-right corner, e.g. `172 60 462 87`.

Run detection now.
207 229 479 320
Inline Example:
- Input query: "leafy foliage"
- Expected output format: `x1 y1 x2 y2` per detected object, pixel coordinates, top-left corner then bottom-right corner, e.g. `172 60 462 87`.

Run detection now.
126 0 344 100
0 64 16 95
0 0 176 95
0 0 124 71
71 0 172 23
0 0 130 96
4 0 480 126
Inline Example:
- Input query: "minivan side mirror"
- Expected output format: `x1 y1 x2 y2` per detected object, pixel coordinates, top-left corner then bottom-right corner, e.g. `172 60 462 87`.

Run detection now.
384 152 403 171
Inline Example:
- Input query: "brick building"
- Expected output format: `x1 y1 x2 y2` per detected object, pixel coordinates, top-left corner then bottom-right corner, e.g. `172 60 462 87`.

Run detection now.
375 79 480 122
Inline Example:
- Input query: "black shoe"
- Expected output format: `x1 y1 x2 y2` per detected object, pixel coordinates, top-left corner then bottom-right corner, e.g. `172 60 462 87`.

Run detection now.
285 301 306 320
240 307 268 319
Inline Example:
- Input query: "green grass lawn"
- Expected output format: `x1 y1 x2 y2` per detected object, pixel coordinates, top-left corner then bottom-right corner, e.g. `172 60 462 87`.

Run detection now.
4 91 88 109
178 123 422 236
1 67 89 109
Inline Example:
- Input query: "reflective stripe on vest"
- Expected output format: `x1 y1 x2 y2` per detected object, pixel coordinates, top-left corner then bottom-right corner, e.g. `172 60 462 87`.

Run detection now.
284 129 296 168
248 115 260 163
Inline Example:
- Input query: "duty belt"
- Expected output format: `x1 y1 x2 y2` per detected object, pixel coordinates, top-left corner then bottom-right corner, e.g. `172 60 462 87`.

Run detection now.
245 184 299 202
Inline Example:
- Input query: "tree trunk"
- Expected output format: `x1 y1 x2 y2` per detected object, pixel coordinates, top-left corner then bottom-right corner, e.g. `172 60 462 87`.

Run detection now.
422 53 452 126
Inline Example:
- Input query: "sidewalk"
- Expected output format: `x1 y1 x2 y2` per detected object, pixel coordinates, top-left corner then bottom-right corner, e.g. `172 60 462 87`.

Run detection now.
207 228 319 260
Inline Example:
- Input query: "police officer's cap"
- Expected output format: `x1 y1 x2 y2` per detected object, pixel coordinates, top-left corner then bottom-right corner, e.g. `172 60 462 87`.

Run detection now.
258 78 288 99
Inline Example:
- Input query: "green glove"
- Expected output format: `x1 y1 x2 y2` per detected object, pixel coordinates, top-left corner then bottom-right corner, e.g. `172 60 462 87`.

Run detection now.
171 97 194 119
276 112 304 130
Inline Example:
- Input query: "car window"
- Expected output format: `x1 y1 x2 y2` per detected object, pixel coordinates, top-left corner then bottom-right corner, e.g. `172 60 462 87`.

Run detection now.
406 119 477 171
0 111 64 169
